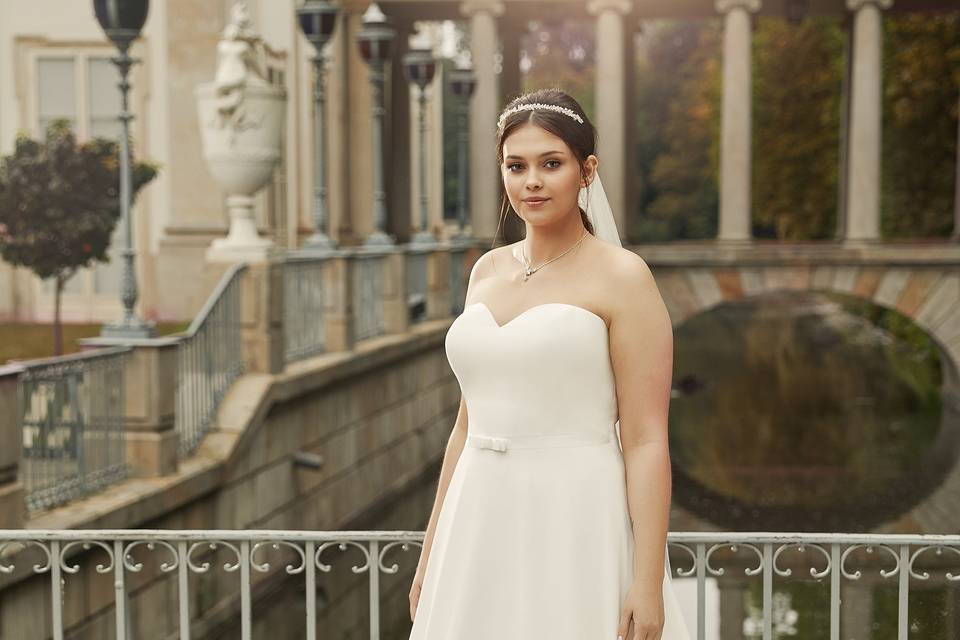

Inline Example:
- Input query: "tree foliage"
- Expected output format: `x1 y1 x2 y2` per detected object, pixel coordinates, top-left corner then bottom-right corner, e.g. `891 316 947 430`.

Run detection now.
0 119 158 353
637 20 722 241
881 13 960 239
633 11 960 241
0 119 158 279
751 17 845 240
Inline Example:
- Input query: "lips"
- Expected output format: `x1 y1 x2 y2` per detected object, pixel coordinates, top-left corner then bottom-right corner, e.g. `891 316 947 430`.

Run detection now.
523 197 549 203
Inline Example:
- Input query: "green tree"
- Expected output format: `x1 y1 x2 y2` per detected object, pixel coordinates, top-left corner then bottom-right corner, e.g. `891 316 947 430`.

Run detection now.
0 120 158 355
881 12 960 238
638 20 722 241
752 17 845 240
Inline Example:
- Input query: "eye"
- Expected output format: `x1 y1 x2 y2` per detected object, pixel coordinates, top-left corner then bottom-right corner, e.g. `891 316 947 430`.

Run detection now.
507 163 523 172
545 159 561 168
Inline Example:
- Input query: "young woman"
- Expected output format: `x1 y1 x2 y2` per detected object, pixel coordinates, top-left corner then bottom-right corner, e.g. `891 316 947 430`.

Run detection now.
407 88 691 640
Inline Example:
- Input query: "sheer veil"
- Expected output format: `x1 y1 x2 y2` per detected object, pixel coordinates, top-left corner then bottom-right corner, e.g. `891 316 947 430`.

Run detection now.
578 170 621 247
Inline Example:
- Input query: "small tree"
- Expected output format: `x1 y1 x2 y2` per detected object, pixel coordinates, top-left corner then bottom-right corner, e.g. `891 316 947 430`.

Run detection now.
0 119 159 355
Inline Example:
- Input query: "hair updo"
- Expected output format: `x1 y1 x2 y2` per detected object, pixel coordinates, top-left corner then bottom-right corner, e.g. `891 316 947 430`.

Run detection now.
494 88 597 246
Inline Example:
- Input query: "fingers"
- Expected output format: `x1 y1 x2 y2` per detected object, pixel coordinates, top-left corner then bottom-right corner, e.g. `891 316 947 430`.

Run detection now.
617 608 630 639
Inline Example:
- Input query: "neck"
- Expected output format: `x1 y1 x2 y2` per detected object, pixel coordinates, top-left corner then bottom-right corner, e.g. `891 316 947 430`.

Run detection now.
522 210 587 265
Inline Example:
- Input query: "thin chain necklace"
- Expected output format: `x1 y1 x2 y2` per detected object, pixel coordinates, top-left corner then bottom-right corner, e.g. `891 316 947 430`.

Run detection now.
520 228 587 282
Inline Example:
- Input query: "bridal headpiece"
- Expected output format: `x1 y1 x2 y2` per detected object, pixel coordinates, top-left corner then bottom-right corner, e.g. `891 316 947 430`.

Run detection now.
497 102 584 130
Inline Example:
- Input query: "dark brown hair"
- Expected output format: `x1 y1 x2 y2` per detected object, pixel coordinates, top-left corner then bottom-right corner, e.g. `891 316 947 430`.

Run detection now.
493 88 597 248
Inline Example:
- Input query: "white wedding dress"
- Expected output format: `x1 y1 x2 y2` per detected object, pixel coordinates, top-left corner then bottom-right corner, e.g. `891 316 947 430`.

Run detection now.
408 300 692 639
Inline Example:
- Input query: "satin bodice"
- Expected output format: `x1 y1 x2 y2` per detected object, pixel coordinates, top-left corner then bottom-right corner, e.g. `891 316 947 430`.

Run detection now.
444 301 619 438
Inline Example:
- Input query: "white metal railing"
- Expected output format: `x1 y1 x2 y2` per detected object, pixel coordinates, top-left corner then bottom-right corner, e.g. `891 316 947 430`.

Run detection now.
174 263 246 455
0 530 956 640
17 346 130 512
282 252 334 363
352 250 386 341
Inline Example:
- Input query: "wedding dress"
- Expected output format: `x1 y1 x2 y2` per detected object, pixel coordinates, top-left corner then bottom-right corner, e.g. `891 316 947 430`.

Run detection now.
408 299 692 639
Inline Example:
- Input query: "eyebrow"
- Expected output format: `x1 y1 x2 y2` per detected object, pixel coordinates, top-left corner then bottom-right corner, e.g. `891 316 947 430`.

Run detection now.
504 150 565 160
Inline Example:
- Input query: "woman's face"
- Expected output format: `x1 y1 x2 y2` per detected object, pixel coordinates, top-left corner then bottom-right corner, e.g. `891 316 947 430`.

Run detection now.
501 123 596 227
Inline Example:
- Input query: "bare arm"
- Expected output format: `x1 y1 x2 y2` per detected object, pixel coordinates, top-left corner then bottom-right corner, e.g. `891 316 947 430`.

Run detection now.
607 252 675 589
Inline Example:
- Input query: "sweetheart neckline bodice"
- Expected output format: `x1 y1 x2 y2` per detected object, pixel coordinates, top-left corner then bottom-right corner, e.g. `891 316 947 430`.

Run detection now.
464 301 609 332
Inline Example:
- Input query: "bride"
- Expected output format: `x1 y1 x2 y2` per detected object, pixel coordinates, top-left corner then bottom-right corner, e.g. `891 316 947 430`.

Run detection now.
406 88 690 640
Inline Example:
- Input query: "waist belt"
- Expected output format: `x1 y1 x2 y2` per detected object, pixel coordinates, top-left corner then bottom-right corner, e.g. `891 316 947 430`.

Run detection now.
466 430 613 452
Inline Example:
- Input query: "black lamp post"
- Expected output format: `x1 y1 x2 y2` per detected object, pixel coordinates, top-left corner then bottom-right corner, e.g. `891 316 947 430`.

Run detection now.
298 0 340 252
785 0 808 25
403 43 438 246
448 61 476 241
357 3 396 247
94 0 155 337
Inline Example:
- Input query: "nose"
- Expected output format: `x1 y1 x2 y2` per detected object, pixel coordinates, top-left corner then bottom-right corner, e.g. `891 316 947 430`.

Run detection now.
525 170 542 190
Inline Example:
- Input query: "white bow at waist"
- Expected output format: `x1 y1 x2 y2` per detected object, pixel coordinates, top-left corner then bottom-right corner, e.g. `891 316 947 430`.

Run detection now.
465 430 613 452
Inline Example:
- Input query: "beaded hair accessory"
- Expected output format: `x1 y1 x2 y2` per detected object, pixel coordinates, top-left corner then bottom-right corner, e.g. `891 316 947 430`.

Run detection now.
497 102 585 130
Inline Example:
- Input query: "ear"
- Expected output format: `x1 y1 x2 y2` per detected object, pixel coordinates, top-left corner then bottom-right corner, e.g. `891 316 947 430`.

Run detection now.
581 155 599 188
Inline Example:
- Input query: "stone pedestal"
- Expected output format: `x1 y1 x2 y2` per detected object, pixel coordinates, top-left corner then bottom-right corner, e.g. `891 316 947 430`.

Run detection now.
76 338 181 478
322 253 356 353
0 365 25 528
426 248 452 321
382 249 409 335
240 260 285 375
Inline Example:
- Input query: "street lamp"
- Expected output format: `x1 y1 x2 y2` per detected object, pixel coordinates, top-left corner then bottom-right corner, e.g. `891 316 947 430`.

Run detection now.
785 0 808 25
357 3 396 247
403 40 438 247
297 0 340 252
94 0 155 338
448 57 476 241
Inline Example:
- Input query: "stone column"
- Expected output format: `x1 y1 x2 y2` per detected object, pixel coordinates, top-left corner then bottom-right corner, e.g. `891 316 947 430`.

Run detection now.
714 0 760 243
0 365 25 528
241 260 285 374
587 0 631 237
460 0 505 244
844 0 893 243
500 20 523 105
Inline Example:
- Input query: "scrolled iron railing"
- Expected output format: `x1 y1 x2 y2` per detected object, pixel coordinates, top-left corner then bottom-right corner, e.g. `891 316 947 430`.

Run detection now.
0 530 955 640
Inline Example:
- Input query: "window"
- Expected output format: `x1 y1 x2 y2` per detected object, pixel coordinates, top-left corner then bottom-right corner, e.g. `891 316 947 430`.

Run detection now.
33 51 125 297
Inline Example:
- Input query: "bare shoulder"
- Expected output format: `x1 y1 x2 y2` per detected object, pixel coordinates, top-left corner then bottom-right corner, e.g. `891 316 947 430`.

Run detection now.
470 242 520 282
589 241 665 324
590 240 656 294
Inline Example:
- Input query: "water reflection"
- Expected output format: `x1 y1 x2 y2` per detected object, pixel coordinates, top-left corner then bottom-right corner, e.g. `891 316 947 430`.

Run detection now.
669 290 952 532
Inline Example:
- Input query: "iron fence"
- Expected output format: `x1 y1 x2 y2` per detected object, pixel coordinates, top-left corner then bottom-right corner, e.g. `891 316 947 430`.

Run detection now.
0 530 955 640
18 346 130 512
174 263 246 455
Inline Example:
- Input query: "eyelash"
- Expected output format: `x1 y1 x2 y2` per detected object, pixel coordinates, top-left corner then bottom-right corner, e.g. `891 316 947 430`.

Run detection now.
507 159 561 172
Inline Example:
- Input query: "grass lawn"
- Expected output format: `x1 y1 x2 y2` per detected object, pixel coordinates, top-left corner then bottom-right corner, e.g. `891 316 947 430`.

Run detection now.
1 320 191 364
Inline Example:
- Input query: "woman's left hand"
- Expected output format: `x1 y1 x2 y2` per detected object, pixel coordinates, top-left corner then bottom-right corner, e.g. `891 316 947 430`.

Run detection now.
617 580 664 640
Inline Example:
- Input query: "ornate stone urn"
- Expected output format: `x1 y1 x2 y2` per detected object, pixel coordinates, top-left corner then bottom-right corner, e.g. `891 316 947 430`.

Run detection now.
196 2 285 262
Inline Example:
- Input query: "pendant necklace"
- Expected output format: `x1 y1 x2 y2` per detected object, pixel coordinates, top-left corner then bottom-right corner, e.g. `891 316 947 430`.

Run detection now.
520 228 587 282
